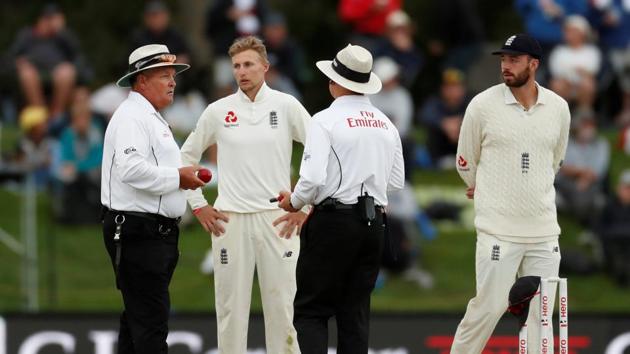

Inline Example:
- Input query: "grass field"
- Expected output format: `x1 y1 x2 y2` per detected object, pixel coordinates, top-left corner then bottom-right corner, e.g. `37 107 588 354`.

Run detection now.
1 133 630 314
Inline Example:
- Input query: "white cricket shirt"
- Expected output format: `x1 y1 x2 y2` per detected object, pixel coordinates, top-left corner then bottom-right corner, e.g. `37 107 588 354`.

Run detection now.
456 83 571 240
181 83 310 212
101 91 185 218
290 95 405 209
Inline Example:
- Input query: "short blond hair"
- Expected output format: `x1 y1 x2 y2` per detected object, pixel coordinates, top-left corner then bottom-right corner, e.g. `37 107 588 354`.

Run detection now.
228 36 269 64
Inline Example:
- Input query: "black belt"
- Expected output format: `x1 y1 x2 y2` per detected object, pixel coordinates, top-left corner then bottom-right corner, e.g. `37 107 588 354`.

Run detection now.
103 207 181 225
314 198 384 212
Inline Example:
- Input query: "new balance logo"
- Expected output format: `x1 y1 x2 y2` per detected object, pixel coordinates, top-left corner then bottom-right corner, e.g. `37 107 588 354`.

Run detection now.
220 248 228 264
491 245 500 261
283 251 293 258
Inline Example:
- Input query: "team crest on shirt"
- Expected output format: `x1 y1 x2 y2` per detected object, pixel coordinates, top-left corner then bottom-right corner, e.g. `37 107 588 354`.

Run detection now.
224 111 239 128
269 111 278 129
521 152 530 174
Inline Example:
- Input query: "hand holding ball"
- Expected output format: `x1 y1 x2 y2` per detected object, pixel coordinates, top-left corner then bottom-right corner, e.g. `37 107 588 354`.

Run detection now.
197 168 212 183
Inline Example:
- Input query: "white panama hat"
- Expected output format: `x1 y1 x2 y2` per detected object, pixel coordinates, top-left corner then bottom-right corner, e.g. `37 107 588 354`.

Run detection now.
316 44 382 95
116 44 190 88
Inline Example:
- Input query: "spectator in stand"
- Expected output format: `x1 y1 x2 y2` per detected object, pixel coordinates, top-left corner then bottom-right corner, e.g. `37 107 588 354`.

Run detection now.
266 56 302 101
556 109 609 225
128 1 206 135
371 56 414 179
419 68 470 169
372 57 436 289
8 3 91 119
374 10 424 88
130 1 196 93
56 89 103 223
379 184 436 290
263 11 308 92
595 169 630 287
549 15 601 110
426 0 485 72
591 0 630 124
515 0 588 64
205 0 269 97
338 0 401 52
14 106 55 188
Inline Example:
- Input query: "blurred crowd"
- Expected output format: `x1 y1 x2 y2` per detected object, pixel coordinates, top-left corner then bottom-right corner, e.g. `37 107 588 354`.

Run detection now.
1 0 630 287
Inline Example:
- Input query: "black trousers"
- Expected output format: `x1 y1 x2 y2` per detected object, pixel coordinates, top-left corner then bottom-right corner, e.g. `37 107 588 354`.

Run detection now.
294 207 384 354
103 210 179 354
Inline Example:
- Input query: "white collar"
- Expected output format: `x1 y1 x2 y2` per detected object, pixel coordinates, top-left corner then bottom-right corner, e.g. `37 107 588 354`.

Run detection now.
331 94 371 107
129 91 169 126
237 81 270 103
502 82 547 107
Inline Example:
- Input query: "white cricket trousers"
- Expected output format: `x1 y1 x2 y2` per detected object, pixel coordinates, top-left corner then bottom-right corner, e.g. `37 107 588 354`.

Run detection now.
450 232 561 354
212 209 300 354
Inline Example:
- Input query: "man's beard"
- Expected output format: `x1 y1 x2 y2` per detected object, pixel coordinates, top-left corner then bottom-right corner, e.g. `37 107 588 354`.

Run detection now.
503 70 530 87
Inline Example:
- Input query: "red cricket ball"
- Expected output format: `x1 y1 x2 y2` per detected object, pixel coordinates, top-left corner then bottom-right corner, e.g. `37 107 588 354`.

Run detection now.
197 168 212 183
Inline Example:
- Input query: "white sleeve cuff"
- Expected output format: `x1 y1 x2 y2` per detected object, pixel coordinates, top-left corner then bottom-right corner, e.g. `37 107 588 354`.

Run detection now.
291 194 306 210
186 189 209 210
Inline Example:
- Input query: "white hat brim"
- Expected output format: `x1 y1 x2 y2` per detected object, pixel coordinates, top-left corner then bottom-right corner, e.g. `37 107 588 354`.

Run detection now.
316 60 382 95
116 62 190 88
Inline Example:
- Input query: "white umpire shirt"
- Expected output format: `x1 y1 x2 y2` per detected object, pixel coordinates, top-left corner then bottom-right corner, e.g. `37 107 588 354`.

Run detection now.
181 82 310 212
101 91 186 218
291 95 405 209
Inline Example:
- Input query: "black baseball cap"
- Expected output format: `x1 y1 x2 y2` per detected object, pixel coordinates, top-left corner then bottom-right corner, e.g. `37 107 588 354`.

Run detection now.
492 34 542 60
507 276 541 328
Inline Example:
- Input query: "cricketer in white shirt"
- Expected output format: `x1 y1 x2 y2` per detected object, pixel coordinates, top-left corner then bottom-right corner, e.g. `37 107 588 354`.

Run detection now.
180 38 310 354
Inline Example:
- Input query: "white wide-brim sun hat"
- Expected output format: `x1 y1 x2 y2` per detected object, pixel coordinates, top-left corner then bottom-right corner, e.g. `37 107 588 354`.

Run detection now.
316 44 382 95
117 44 190 88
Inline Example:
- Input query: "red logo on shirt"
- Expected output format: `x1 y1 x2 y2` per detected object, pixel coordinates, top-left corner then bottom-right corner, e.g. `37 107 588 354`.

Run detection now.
457 155 468 168
346 117 388 129
225 111 238 123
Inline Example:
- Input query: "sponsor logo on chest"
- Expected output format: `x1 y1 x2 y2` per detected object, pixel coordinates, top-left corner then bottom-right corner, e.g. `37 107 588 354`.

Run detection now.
224 111 239 128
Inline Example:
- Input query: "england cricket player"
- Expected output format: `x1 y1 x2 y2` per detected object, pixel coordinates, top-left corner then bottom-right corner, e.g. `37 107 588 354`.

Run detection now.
450 34 571 354
180 36 310 353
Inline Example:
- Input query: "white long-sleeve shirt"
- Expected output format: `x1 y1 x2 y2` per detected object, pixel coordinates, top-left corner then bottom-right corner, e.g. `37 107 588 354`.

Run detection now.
456 83 570 241
101 91 185 218
291 95 405 209
180 83 310 212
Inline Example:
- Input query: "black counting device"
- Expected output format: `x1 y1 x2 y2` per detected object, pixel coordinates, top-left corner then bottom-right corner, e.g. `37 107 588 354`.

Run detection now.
357 192 376 223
